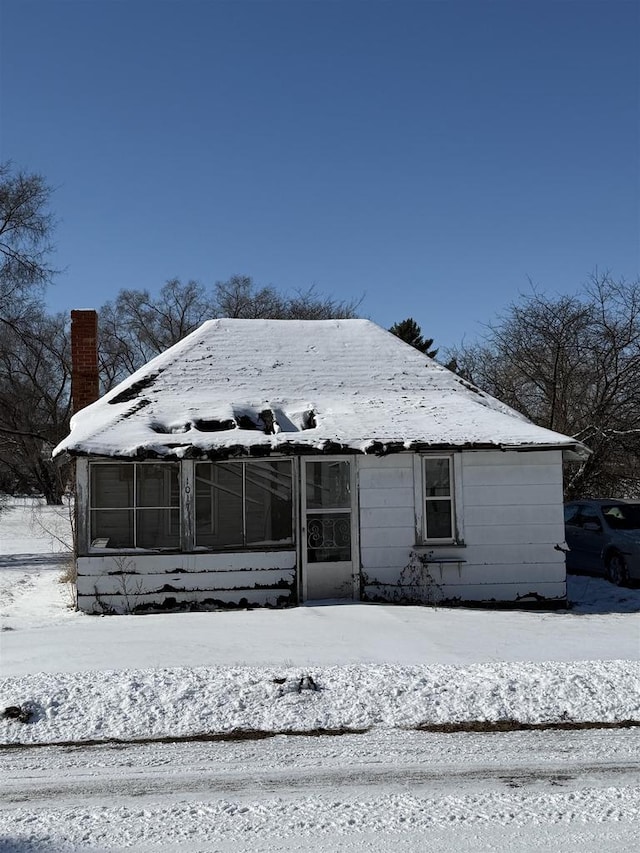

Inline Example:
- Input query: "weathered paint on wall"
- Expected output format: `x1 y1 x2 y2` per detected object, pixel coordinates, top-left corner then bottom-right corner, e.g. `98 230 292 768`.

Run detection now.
74 457 299 613
73 449 567 613
76 551 297 614
359 450 566 604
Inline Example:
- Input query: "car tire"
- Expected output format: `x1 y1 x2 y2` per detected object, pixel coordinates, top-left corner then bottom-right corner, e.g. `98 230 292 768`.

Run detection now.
606 552 628 586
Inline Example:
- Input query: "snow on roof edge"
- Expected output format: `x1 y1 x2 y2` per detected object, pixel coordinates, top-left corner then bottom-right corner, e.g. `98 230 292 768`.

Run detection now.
53 318 592 461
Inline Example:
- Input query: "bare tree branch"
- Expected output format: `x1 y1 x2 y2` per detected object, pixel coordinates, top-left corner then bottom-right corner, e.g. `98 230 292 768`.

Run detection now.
447 273 640 498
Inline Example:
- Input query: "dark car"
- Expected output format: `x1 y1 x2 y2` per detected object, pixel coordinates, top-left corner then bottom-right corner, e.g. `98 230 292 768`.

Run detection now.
564 499 640 585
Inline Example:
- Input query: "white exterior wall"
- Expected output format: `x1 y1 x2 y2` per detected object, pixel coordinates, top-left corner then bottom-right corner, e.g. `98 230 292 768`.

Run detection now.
358 454 417 592
359 450 567 604
74 449 567 613
76 551 296 614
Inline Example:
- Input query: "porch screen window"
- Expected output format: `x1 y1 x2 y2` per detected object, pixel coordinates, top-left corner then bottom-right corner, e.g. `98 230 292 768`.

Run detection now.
424 456 454 541
195 460 293 548
90 463 180 548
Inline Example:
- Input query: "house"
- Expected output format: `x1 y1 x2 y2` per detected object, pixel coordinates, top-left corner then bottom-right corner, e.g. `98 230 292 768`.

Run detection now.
54 314 589 614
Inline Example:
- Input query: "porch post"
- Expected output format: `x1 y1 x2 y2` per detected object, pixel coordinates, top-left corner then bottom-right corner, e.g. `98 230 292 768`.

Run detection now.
181 460 195 552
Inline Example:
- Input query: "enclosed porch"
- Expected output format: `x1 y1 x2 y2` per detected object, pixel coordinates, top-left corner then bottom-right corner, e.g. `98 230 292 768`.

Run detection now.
74 455 360 613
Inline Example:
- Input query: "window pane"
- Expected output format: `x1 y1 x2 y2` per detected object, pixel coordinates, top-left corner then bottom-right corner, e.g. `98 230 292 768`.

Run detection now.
90 463 179 550
426 500 452 540
424 458 450 497
579 507 602 531
195 462 243 547
603 505 640 530
306 512 351 563
564 504 580 525
137 508 180 548
246 461 293 545
91 509 133 547
91 465 133 508
137 464 179 507
305 461 351 509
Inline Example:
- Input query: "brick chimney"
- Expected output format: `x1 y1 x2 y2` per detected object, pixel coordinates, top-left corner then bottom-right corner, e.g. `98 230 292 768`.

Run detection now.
71 310 99 414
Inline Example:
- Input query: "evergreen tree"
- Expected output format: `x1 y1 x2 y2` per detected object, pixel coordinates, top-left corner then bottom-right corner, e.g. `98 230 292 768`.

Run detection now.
389 318 438 358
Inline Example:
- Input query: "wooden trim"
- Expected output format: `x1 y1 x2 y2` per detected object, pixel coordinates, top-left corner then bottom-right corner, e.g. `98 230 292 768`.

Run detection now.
75 458 89 555
181 460 194 551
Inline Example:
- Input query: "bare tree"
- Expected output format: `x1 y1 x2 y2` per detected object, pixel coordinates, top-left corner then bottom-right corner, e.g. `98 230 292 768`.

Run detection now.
449 274 640 498
0 162 56 318
99 279 213 388
0 163 65 502
279 285 361 321
99 275 362 386
0 310 72 503
0 269 361 498
212 275 285 318
212 275 361 320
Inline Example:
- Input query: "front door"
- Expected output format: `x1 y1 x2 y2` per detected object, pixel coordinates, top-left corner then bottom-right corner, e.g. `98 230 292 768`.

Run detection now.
301 458 358 601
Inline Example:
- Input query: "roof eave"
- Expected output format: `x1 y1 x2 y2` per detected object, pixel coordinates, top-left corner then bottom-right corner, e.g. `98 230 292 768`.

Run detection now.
55 437 592 462
499 441 591 462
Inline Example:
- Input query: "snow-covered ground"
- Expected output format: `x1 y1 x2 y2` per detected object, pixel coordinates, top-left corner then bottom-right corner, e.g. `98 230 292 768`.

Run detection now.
1 498 639 851
2 728 639 853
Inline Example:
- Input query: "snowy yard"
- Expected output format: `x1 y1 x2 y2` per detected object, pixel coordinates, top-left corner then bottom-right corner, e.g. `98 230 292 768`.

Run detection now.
1 498 639 851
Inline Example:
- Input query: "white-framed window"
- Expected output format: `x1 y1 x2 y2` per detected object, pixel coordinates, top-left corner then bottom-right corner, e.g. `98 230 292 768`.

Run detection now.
195 460 294 549
89 462 180 549
422 455 456 542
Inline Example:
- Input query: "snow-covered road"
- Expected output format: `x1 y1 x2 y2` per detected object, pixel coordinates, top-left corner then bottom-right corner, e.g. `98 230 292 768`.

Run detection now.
2 729 639 852
2 500 639 851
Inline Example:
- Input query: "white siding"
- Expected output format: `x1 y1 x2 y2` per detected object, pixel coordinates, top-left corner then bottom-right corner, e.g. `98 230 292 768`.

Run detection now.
362 580 565 604
464 543 565 565
462 484 562 507
462 522 565 546
464 503 562 526
77 588 286 613
360 507 413 529
360 545 413 570
80 568 293 596
74 449 568 612
448 450 565 600
78 551 296 576
359 450 567 604
76 550 296 614
358 455 417 590
359 487 415 509
462 462 563 486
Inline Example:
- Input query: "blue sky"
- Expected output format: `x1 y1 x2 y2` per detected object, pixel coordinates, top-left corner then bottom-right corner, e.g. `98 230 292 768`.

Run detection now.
1 0 638 350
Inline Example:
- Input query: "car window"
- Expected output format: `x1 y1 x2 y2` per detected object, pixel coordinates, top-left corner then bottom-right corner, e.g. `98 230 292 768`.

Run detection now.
579 506 602 530
564 505 581 525
602 504 640 530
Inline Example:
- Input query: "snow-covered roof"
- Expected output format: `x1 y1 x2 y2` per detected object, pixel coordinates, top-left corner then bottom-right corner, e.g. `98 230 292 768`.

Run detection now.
54 319 589 460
